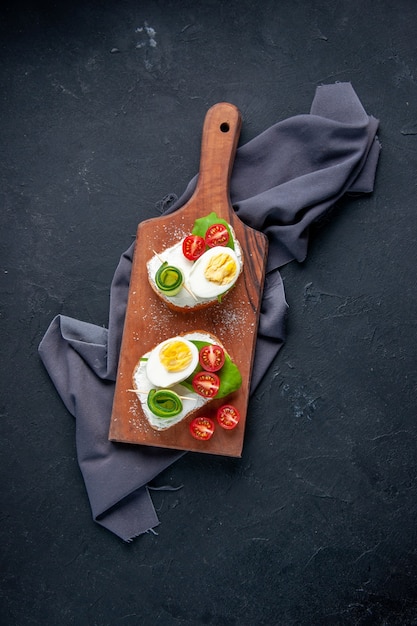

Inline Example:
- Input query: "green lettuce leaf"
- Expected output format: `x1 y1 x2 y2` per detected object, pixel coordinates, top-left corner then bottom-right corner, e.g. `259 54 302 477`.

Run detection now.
191 212 235 250
182 340 242 399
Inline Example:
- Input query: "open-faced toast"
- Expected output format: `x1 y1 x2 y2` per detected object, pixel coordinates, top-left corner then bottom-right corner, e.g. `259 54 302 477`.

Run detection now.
132 330 242 432
146 213 244 313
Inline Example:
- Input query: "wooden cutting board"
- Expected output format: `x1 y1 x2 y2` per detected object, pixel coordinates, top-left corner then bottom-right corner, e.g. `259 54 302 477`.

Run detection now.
109 102 268 457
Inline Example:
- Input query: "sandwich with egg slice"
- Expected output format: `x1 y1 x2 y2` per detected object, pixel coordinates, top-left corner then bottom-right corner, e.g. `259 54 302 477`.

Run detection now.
147 212 244 312
132 330 242 433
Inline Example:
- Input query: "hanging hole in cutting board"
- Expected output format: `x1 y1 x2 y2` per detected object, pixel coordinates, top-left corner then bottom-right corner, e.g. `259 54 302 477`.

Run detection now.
220 122 230 132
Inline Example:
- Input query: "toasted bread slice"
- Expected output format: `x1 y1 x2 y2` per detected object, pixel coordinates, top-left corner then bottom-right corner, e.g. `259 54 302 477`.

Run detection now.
146 229 243 313
132 330 241 431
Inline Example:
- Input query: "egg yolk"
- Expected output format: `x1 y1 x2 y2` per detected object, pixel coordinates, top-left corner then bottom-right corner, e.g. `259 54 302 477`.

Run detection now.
204 253 237 285
159 341 193 372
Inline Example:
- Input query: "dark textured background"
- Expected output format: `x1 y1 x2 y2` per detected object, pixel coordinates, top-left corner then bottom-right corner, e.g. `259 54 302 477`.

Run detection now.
1 1 417 624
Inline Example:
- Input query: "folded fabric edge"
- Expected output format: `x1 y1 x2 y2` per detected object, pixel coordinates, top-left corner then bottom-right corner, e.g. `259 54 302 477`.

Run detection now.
94 485 161 542
96 484 184 542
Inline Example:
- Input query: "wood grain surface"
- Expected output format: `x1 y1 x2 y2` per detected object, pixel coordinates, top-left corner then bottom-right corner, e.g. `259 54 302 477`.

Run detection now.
109 102 268 456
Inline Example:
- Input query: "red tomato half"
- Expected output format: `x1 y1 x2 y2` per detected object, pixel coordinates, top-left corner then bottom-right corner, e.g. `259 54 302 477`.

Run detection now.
192 372 220 398
190 417 215 441
199 344 225 372
205 223 230 247
216 404 240 430
182 235 206 261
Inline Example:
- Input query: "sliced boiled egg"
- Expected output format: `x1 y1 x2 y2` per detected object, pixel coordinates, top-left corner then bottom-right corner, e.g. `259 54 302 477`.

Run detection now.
187 246 241 299
146 337 199 388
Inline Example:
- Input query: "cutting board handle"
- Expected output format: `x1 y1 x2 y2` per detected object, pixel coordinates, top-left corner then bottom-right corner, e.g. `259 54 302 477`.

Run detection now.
192 102 242 216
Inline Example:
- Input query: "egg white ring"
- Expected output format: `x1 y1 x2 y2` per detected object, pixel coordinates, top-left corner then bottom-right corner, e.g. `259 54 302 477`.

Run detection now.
145 336 199 388
187 246 240 299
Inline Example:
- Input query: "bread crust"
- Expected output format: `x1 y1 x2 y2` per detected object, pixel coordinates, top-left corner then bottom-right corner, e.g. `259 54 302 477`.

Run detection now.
147 280 235 312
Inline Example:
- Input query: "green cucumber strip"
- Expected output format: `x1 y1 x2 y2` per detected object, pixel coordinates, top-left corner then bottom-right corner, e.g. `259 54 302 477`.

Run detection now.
147 389 183 418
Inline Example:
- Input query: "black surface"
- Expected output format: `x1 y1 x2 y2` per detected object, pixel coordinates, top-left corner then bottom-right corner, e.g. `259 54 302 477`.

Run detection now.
1 1 417 625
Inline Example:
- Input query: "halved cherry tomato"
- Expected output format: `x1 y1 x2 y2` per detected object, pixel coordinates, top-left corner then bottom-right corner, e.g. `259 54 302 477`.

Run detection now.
189 416 215 441
205 223 230 247
216 404 240 430
182 235 206 261
199 344 225 372
192 371 220 398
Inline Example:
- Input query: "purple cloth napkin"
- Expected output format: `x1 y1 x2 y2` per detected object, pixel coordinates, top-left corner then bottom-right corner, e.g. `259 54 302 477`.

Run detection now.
39 83 380 541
